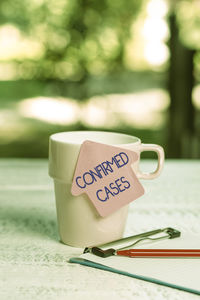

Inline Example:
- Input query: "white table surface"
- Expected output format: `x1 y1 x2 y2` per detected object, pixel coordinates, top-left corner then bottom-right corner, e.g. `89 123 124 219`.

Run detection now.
0 159 200 300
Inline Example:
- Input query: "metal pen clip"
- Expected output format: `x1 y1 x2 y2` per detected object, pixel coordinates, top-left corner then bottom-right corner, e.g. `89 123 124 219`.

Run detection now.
83 227 181 258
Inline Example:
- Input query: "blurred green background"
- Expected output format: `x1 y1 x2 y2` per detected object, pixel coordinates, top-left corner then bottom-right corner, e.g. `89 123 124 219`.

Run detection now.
0 0 200 158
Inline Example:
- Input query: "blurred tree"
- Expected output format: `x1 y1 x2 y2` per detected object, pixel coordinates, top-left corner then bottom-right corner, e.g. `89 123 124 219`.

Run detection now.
0 0 142 99
168 12 195 158
167 0 200 158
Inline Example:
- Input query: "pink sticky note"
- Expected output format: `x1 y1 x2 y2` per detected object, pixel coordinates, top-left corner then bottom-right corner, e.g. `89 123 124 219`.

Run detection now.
71 141 145 217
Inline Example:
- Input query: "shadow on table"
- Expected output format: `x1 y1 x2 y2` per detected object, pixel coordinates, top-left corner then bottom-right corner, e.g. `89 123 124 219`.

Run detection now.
0 205 59 241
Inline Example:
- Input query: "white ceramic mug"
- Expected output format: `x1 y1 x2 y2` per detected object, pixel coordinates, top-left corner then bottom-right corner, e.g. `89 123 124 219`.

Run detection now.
48 131 164 247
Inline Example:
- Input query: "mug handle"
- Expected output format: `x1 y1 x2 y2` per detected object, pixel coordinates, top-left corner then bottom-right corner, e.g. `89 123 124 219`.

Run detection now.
136 144 165 179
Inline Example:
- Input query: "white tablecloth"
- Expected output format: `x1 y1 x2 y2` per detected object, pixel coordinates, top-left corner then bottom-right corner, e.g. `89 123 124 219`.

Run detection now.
0 159 200 300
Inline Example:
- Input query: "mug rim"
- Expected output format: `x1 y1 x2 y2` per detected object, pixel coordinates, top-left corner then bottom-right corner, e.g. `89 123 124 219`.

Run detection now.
50 131 141 146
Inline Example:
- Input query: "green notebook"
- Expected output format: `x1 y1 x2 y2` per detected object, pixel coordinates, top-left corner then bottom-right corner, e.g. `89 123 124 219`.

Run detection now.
69 233 200 295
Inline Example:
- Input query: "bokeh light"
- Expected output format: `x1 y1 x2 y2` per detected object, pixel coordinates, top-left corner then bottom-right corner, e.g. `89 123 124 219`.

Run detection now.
19 97 79 125
82 89 169 129
0 24 43 61
143 0 169 66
